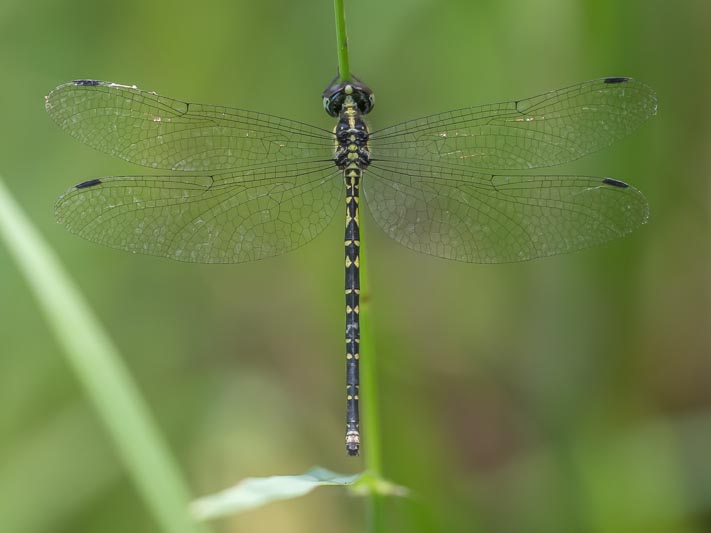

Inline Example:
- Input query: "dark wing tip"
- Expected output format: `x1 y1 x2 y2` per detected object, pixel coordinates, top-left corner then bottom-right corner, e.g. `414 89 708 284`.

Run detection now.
75 178 103 189
602 177 629 188
46 80 105 109
72 79 102 86
603 77 632 84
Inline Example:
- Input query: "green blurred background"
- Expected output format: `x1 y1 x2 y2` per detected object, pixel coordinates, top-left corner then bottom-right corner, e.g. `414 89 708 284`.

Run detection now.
1 0 710 532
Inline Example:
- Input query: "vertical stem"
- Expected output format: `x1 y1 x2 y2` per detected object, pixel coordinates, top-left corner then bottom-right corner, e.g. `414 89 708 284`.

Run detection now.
333 0 351 81
359 239 381 471
331 1 382 528
359 216 385 532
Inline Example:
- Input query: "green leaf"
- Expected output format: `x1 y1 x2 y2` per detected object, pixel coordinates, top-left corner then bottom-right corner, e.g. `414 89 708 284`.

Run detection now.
351 471 410 498
191 468 409 520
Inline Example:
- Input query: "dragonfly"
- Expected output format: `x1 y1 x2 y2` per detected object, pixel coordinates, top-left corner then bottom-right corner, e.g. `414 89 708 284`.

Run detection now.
46 76 657 456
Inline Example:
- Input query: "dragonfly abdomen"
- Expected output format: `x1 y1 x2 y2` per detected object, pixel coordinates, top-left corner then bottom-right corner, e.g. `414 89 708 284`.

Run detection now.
337 98 369 456
344 166 361 456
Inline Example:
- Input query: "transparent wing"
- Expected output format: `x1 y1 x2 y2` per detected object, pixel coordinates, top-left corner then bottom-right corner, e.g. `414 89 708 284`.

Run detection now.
370 78 657 171
55 161 342 263
45 80 335 172
364 160 648 263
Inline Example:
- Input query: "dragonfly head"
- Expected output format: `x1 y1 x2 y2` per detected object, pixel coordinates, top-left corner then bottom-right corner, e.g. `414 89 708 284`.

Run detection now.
322 76 374 117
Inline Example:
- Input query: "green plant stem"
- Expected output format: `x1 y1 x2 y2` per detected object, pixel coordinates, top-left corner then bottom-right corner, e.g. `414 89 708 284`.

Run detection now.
333 0 351 81
0 176 208 533
332 1 382 527
359 217 385 532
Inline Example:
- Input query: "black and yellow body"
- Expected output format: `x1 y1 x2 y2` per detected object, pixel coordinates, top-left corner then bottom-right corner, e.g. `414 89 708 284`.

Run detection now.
323 79 374 455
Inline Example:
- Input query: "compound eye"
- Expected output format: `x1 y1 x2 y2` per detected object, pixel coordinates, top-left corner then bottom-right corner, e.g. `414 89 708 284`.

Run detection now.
323 95 340 117
355 91 374 114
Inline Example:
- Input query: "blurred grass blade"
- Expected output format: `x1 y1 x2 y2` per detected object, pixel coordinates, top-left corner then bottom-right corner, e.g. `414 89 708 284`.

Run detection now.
0 176 208 533
191 468 361 520
191 467 410 521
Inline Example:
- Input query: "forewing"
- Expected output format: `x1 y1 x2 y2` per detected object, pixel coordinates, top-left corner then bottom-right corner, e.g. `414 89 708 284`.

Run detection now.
370 78 657 171
45 80 335 172
55 162 342 263
364 161 648 263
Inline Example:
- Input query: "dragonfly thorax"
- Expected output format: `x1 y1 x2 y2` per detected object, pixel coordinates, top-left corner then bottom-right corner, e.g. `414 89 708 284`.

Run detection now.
334 99 371 170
